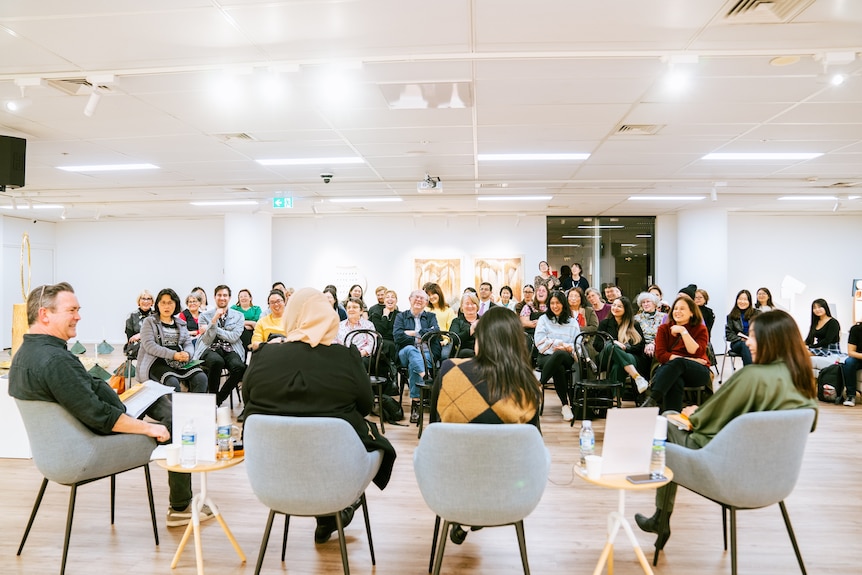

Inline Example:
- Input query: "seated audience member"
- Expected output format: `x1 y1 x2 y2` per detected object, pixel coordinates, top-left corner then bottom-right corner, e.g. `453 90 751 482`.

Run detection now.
535 290 580 421
805 298 841 356
643 295 711 412
516 284 538 334
559 265 574 291
450 292 480 358
596 296 649 394
250 289 288 350
9 282 210 528
191 286 210 312
499 285 517 311
337 297 376 359
586 287 611 322
323 285 347 321
635 310 817 547
477 282 497 317
231 288 261 354
755 287 776 312
425 282 456 331
368 285 388 318
124 289 155 358
179 292 205 338
693 288 715 335
393 290 441 423
648 284 671 314
725 289 760 366
604 284 622 304
430 305 542 544
842 321 862 407
137 288 207 393
195 285 246 406
568 287 598 330
261 282 290 316
241 287 396 544
635 291 667 356
370 289 399 363
534 260 560 291
345 284 369 318
570 262 590 292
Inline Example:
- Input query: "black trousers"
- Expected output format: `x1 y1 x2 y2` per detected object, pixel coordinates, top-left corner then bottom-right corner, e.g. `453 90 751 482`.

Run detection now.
201 348 246 405
650 358 711 412
538 350 575 406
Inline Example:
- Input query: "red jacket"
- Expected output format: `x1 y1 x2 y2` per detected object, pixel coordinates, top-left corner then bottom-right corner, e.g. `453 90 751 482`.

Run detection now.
655 321 709 365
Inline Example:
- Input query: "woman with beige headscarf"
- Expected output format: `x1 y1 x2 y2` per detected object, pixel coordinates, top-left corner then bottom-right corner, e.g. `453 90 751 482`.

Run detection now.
242 288 396 544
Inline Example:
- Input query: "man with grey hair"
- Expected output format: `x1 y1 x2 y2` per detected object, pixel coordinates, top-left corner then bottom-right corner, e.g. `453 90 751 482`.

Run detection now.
393 289 440 423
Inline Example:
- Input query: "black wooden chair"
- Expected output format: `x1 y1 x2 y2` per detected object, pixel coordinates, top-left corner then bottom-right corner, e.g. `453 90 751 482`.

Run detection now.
345 328 388 433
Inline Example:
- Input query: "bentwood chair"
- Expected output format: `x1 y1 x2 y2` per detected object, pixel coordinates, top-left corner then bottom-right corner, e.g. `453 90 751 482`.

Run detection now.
244 415 382 575
345 328 388 432
654 409 816 575
416 330 461 437
15 399 159 575
414 423 550 575
570 330 623 423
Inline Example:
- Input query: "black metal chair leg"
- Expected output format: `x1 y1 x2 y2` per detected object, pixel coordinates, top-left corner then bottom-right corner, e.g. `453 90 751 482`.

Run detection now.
144 465 159 545
431 520 451 575
729 506 738 575
281 514 290 561
359 493 375 565
110 474 116 524
515 520 531 575
722 504 728 550
17 477 48 555
779 501 808 575
61 484 79 575
429 516 441 573
334 509 350 575
374 383 385 434
254 509 276 575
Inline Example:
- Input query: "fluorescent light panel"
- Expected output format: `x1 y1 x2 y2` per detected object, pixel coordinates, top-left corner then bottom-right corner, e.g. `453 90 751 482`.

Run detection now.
477 195 552 201
256 157 364 166
777 196 838 201
701 153 822 160
190 200 258 206
329 197 402 203
0 204 64 210
562 235 601 239
477 153 589 162
577 225 623 229
629 196 705 201
57 163 159 172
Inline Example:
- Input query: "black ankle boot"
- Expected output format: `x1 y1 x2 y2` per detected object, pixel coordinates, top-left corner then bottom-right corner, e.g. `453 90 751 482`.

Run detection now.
410 401 420 424
635 509 671 548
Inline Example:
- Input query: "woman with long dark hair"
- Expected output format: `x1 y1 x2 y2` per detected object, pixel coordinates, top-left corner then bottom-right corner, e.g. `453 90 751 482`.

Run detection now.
725 289 760 365
535 290 580 421
755 287 775 312
431 305 542 544
805 298 841 356
635 310 818 546
596 296 649 394
425 282 456 331
642 295 711 412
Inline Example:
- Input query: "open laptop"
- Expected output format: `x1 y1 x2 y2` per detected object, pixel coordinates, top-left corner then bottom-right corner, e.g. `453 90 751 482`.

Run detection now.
600 407 659 476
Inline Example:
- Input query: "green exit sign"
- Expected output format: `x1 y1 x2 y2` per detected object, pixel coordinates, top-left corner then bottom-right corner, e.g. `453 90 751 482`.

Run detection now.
272 197 293 209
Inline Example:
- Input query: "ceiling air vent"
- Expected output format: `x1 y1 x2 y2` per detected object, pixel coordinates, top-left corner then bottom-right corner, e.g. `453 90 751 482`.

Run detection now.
615 124 663 136
476 183 508 189
215 133 257 142
828 182 862 188
722 0 815 24
47 78 115 96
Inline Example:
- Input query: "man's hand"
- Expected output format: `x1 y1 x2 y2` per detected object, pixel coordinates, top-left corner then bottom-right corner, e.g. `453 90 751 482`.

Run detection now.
146 423 171 443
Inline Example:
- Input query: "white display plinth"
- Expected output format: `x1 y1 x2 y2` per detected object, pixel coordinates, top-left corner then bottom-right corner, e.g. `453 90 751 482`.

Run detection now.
0 375 32 459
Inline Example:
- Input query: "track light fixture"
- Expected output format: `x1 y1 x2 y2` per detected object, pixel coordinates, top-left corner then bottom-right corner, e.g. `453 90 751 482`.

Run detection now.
83 86 102 117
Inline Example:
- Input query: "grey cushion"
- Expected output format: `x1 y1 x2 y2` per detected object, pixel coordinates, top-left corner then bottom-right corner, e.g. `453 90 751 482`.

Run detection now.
15 399 156 485
666 409 815 509
243 415 383 517
413 423 550 526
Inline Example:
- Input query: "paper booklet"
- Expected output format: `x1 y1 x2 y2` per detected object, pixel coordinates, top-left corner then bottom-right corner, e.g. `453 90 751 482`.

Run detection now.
120 380 175 419
666 412 692 431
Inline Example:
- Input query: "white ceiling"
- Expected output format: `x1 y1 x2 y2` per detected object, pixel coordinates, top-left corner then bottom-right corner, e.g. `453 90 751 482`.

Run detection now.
1 0 861 222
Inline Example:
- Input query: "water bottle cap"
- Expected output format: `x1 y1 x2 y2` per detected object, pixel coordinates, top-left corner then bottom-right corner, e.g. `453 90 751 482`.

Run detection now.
582 420 592 429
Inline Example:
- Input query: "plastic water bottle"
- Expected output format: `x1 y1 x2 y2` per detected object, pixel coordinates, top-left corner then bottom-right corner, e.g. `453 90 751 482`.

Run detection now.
180 419 197 469
216 423 233 461
650 415 667 478
579 420 595 467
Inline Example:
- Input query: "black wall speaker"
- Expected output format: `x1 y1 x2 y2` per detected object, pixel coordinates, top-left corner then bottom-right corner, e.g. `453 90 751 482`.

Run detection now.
0 135 27 190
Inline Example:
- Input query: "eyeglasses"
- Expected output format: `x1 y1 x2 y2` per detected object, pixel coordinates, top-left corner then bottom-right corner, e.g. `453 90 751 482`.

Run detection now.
523 289 535 294
140 297 153 301
38 285 47 309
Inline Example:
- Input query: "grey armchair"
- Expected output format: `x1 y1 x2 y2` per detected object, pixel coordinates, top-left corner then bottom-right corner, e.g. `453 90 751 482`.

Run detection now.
14 399 159 575
413 423 550 575
656 408 816 575
243 415 383 575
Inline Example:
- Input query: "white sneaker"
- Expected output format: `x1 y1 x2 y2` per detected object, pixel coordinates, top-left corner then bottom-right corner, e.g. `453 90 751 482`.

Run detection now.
166 504 215 528
635 376 649 394
844 396 856 407
561 404 574 421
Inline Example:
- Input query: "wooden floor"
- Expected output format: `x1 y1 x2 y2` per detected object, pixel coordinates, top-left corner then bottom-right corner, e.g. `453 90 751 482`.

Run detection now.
1 354 860 575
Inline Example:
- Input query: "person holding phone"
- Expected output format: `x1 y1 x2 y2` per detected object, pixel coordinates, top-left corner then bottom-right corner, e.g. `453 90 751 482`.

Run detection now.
634 310 818 548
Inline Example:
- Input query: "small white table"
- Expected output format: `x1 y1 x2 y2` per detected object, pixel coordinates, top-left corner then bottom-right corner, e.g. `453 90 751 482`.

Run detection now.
575 467 673 575
156 457 246 575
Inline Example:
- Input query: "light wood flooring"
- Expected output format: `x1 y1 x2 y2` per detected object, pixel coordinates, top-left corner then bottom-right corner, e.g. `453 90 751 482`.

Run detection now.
1 351 860 575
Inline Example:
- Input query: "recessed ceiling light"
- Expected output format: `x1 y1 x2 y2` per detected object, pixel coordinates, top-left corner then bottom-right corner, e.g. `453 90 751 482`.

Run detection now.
329 197 402 203
830 74 846 86
190 200 258 206
477 195 553 201
256 157 364 166
769 56 801 67
636 234 652 238
701 153 822 160
57 163 159 172
562 235 601 239
777 196 838 201
628 196 705 201
577 225 624 229
0 203 64 210
477 153 589 162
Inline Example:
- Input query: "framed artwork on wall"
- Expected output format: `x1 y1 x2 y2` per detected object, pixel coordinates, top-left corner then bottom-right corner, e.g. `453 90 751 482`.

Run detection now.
414 258 460 302
474 257 523 301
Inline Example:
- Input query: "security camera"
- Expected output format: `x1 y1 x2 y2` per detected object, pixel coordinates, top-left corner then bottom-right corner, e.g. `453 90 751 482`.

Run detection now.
320 173 333 184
